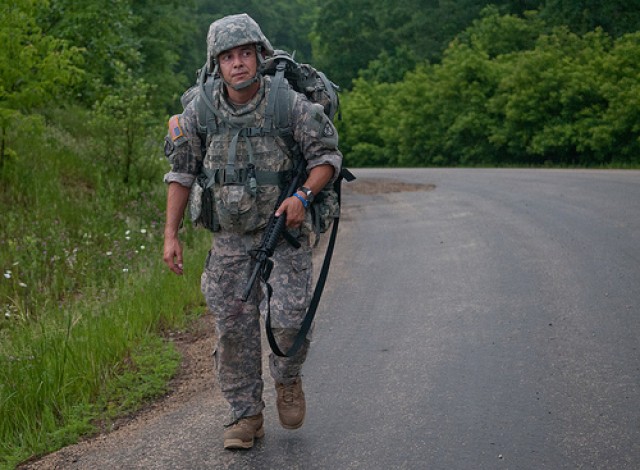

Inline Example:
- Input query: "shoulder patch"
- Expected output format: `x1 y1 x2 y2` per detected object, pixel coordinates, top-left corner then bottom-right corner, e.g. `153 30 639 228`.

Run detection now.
323 123 335 137
168 115 184 142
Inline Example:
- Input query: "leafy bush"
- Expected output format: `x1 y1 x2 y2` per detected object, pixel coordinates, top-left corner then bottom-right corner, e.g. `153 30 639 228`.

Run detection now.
340 9 640 167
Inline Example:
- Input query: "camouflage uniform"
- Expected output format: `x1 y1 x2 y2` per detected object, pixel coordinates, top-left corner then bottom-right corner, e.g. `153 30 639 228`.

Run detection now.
164 52 342 423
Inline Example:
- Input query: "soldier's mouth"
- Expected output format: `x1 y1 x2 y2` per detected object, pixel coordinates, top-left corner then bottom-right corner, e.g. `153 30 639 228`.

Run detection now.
231 71 249 81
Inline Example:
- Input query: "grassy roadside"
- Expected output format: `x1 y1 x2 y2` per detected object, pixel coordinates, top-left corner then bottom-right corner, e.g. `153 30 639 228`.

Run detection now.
1 242 210 468
0 109 211 468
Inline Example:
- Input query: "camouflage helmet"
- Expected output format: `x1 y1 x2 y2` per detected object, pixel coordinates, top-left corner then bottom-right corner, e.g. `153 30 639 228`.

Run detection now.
207 14 274 70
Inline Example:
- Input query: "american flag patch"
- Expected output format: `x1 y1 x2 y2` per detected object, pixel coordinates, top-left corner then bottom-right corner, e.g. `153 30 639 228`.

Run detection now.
168 115 184 141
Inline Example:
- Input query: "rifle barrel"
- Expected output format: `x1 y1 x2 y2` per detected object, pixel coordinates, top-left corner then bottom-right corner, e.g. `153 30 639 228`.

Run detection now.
242 262 261 301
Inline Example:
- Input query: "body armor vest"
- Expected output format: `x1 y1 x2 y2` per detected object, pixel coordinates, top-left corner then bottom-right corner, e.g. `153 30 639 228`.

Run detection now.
201 76 295 233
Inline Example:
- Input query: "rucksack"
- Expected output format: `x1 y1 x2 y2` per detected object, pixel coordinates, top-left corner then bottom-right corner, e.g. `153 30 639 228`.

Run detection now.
182 50 340 132
184 50 352 239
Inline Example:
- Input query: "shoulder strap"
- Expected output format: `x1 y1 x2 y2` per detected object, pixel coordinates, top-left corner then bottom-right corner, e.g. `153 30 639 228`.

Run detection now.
197 67 233 132
265 59 294 137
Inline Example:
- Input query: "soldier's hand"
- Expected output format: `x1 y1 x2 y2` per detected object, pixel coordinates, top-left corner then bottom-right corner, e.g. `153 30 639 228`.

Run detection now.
275 195 305 228
163 235 184 275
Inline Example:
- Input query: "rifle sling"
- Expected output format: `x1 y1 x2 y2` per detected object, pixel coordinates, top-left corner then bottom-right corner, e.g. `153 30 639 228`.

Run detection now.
264 168 354 358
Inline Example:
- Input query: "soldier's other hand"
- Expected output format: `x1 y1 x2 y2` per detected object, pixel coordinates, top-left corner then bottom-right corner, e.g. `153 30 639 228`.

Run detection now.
163 235 184 275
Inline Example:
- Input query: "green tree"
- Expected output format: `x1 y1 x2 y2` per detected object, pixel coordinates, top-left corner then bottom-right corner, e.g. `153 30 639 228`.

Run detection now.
455 6 544 58
131 0 196 112
488 27 615 165
312 0 543 89
91 62 159 185
342 7 545 167
541 0 640 37
42 0 140 105
582 32 640 165
42 0 197 114
338 79 396 166
0 0 81 169
311 0 387 88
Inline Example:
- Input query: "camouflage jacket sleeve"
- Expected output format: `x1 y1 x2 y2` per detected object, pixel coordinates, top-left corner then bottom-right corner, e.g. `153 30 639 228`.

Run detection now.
290 92 343 182
162 100 203 188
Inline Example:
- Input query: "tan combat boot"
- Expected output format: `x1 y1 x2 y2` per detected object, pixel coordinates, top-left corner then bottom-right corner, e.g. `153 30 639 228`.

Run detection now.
275 378 306 429
223 413 265 449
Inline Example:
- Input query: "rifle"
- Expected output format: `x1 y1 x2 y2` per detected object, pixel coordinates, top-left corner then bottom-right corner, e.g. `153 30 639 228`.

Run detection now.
241 158 306 302
242 158 355 357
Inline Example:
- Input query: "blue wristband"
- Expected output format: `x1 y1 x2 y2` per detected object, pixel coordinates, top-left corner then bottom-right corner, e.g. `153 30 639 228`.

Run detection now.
293 193 308 208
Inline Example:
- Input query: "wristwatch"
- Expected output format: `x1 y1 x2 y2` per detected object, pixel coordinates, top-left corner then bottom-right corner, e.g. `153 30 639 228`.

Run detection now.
297 186 314 203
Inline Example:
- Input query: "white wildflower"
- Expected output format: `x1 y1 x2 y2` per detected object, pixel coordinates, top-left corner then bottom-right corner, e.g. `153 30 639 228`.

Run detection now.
140 229 147 234
19 282 27 288
106 251 113 256
140 245 146 250
4 271 11 279
122 268 129 273
125 230 131 235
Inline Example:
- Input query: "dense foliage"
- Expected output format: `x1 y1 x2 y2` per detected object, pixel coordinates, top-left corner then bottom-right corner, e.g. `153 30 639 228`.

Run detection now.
3 0 640 168
339 8 640 167
1 0 639 465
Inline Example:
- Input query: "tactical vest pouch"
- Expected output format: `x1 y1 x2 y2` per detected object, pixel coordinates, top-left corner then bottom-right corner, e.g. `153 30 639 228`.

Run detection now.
189 175 220 232
216 182 262 233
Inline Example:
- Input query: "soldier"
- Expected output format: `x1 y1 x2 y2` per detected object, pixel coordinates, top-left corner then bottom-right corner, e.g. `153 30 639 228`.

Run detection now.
162 14 343 449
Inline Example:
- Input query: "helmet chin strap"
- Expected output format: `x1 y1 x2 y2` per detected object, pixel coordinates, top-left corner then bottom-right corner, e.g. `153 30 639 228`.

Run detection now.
224 73 260 91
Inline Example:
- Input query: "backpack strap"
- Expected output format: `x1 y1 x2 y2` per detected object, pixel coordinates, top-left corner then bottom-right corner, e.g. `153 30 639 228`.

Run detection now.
263 59 295 140
197 67 231 132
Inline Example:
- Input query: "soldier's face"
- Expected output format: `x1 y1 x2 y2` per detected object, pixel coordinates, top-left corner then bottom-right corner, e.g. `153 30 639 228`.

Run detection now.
218 45 258 86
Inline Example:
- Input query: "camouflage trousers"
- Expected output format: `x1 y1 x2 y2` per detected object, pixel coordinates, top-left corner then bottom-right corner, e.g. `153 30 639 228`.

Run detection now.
201 231 313 425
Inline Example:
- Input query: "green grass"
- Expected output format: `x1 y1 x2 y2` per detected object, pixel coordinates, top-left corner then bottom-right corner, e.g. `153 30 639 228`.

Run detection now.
0 108 211 468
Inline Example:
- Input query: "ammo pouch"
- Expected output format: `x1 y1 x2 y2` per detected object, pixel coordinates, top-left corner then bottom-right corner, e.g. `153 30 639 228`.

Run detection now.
311 186 340 233
215 180 261 233
190 167 288 234
189 173 220 232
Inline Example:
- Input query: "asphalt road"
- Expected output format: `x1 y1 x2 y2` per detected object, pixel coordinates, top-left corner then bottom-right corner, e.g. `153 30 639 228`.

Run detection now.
27 169 640 469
